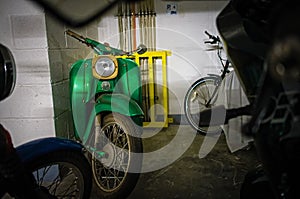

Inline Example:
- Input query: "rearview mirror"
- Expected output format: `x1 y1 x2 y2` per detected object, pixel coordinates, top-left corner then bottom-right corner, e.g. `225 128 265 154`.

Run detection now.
136 44 147 55
28 0 122 27
0 44 16 101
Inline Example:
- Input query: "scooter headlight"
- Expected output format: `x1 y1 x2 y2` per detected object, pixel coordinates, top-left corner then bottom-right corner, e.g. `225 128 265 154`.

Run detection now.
92 55 118 80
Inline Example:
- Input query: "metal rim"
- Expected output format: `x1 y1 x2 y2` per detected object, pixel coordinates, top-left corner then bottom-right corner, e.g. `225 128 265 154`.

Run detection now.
185 79 222 133
32 162 85 198
92 121 131 192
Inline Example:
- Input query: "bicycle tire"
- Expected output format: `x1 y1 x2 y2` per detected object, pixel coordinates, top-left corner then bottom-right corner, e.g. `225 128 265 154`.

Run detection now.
27 150 92 199
184 76 223 135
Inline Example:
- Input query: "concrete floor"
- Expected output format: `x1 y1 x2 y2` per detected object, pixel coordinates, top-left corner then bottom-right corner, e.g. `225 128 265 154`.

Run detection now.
1 125 258 199
91 125 260 199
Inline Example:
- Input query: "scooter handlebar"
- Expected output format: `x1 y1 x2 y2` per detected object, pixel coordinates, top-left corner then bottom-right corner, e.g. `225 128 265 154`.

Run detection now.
65 29 147 56
65 29 86 44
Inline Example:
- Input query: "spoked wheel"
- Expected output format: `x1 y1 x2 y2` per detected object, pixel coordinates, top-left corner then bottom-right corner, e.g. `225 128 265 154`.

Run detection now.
91 113 142 199
184 77 223 135
28 150 92 199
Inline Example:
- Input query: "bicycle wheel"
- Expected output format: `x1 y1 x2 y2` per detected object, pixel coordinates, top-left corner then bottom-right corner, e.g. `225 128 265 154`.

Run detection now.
28 150 92 199
184 77 223 134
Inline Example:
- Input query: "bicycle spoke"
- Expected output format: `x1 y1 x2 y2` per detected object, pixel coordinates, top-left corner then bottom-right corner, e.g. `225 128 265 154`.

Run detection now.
185 78 223 133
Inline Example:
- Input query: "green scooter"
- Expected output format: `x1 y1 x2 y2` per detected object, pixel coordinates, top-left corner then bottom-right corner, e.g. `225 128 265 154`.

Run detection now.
66 30 146 198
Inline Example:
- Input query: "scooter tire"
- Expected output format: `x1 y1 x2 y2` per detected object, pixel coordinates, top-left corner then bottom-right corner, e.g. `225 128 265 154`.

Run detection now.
91 113 143 199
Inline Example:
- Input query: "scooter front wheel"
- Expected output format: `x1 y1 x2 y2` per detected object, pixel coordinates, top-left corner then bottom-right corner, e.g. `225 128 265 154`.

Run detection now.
91 113 142 199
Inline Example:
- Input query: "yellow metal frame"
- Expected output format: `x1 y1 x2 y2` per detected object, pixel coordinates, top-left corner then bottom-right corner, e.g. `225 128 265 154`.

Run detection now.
117 51 172 128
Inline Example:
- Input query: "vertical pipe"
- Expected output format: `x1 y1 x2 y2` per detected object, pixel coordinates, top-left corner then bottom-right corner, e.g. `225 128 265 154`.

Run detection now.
151 0 156 51
131 2 136 50
124 3 128 52
154 0 157 50
137 0 159 122
143 4 149 119
118 3 124 50
139 4 144 46
138 3 149 121
149 0 153 51
153 14 156 51
127 2 132 52
143 11 147 48
144 11 148 51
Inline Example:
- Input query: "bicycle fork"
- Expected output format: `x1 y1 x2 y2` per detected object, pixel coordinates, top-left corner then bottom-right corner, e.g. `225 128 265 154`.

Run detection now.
205 60 231 107
205 78 222 107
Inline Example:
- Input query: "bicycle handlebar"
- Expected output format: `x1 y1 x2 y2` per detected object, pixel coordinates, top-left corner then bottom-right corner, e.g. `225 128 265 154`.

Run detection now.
204 31 220 44
204 31 213 38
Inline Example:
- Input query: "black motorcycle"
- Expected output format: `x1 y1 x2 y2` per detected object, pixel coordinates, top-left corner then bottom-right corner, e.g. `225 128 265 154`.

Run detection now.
216 0 300 198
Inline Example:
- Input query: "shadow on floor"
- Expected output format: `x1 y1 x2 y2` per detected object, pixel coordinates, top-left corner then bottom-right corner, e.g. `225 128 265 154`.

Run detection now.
91 125 259 199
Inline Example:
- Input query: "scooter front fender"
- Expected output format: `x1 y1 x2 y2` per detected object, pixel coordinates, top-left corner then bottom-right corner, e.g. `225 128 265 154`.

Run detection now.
16 137 83 164
96 93 144 117
79 93 144 143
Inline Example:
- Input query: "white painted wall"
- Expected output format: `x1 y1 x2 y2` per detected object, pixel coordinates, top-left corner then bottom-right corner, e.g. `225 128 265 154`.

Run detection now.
0 0 104 146
156 1 228 114
97 0 228 115
0 0 55 146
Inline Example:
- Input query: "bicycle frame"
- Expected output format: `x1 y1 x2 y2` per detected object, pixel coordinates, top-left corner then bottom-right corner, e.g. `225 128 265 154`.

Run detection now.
204 37 231 107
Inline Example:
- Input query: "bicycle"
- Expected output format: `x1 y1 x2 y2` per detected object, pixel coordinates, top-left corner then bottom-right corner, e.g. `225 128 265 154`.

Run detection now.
184 31 233 135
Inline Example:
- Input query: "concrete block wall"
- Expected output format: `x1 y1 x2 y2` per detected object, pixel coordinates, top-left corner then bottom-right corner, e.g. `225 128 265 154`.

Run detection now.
0 0 99 145
45 15 99 138
0 0 55 146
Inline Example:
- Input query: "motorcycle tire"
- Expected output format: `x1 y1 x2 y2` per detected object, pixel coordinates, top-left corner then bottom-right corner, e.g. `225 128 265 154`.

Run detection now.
184 77 223 135
91 113 143 199
240 167 275 199
27 150 92 199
